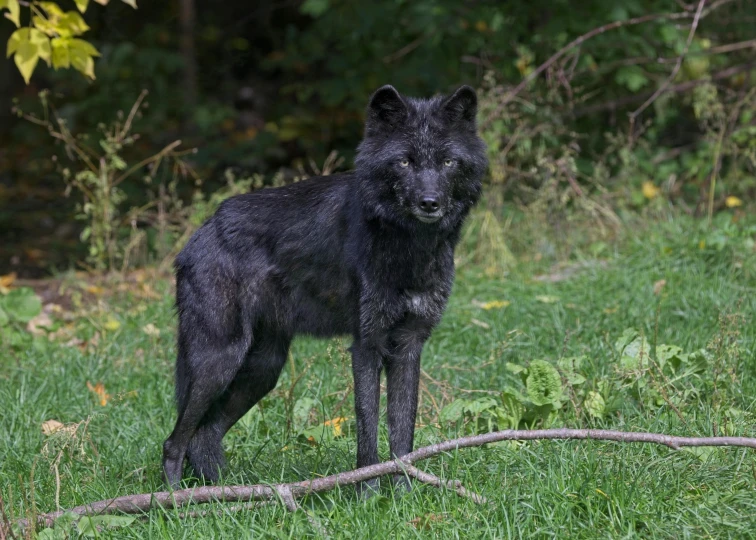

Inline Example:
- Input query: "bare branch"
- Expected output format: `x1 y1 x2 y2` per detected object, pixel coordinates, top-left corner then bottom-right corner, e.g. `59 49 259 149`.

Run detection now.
572 62 756 117
482 0 739 128
481 10 695 127
18 428 756 531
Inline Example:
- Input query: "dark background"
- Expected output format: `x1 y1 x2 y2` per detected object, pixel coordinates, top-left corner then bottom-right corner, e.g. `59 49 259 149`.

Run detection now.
1 0 754 276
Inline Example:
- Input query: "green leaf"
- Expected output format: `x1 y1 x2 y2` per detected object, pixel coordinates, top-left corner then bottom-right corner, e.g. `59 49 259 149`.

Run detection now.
0 306 8 326
74 0 89 12
620 336 651 371
615 66 649 92
292 397 317 433
525 360 563 406
36 528 65 540
656 344 683 370
120 0 137 8
77 515 135 536
2 287 42 322
301 0 329 17
0 0 21 27
463 397 498 416
614 328 639 354
439 399 468 423
505 362 525 374
584 391 605 418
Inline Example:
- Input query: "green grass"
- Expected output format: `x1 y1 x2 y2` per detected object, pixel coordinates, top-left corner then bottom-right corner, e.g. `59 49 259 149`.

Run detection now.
1 211 755 538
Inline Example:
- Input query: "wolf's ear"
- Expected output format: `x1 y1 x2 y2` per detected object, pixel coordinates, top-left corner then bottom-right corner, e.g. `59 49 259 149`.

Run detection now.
442 85 478 125
366 85 407 134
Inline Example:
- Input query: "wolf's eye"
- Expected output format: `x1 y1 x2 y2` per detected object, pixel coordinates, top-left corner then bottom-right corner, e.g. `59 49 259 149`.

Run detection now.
399 159 410 168
443 159 454 167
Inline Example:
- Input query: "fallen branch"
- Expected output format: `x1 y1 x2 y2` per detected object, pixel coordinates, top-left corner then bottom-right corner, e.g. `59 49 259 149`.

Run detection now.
15 428 756 531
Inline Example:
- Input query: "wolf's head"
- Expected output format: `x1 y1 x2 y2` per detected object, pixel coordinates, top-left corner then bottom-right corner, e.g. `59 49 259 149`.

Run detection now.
355 85 487 230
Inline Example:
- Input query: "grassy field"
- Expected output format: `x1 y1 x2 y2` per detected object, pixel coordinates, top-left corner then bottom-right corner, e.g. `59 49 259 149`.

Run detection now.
1 209 755 538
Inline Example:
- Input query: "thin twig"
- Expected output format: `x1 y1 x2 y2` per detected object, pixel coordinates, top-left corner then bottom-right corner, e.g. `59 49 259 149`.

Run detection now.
112 140 183 186
572 62 756 117
18 428 756 530
629 0 707 131
481 10 697 127
0 495 18 540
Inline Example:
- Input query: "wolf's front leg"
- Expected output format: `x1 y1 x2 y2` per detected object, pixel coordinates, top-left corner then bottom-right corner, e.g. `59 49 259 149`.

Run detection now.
386 322 431 492
351 340 383 498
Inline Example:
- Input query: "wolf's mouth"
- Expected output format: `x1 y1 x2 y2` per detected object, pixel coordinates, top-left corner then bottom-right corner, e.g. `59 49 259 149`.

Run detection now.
414 211 443 224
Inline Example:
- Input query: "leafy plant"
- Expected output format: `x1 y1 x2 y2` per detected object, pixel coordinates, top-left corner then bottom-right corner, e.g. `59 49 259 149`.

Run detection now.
15 90 195 272
2 0 137 83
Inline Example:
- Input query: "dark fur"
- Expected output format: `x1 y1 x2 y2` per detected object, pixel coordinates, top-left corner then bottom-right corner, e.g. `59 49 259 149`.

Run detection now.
162 85 488 492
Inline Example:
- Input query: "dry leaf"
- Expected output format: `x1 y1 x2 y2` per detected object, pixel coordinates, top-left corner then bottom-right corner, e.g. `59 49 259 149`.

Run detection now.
653 279 667 295
86 285 105 296
470 318 491 329
409 513 446 530
41 419 65 435
27 311 53 335
87 381 110 406
142 323 160 336
0 272 16 294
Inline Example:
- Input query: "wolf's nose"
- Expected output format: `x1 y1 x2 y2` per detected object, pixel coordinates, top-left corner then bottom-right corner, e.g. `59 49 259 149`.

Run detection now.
419 196 440 213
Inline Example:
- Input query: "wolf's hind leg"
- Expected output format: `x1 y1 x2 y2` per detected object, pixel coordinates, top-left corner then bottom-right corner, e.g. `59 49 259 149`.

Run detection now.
186 333 290 482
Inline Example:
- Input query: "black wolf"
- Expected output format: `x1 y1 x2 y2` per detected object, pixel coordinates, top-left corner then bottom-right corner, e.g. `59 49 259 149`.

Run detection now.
162 84 488 492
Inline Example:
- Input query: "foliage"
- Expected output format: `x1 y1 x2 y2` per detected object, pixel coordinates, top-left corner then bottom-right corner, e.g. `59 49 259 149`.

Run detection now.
12 90 199 271
439 314 748 436
2 0 137 83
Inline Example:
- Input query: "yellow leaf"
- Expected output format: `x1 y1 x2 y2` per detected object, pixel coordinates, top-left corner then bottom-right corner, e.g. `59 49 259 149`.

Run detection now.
51 37 70 68
642 181 660 199
121 0 137 8
93 0 109 4
58 12 90 37
699 240 706 250
480 300 510 310
536 295 560 304
39 2 65 18
0 271 16 294
70 38 98 79
41 419 65 435
14 37 39 84
86 285 104 295
323 417 347 437
103 317 120 331
0 0 21 27
474 20 487 32
87 381 110 406
75 0 89 12
725 196 743 208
